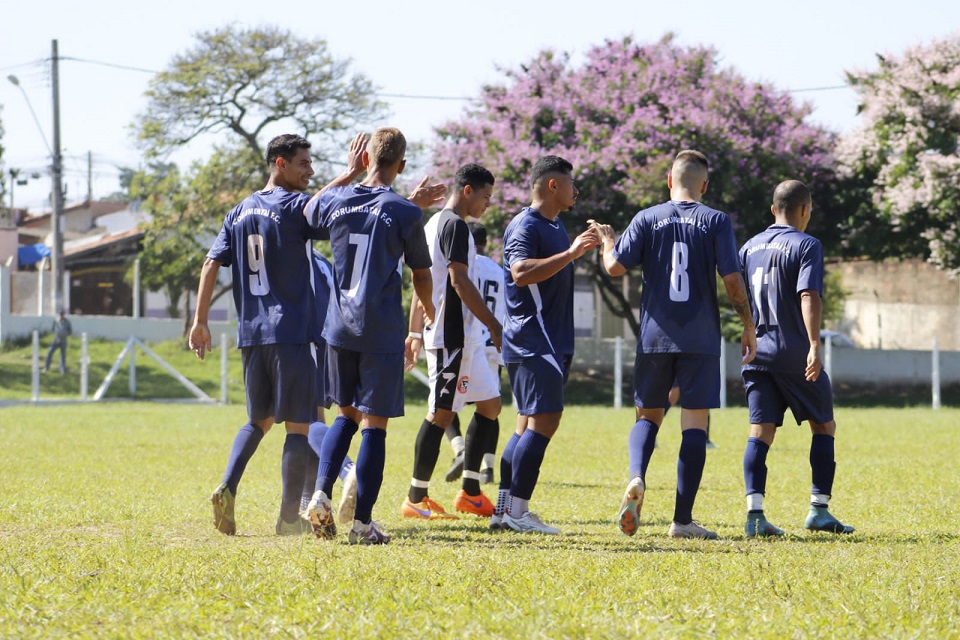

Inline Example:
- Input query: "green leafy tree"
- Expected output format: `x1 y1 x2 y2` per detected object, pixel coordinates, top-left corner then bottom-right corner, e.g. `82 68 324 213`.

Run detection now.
136 25 383 174
130 25 385 331
837 35 960 273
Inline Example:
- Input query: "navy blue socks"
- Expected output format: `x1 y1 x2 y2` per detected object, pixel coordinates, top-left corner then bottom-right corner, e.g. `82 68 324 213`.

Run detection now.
222 423 265 495
674 428 707 524
810 433 836 501
316 415 358 497
743 436 770 508
355 428 387 525
629 419 660 480
510 429 550 501
280 433 309 522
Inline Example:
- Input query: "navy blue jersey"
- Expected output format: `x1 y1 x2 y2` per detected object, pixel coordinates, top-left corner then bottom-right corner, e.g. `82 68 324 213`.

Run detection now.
612 201 739 356
312 250 334 349
501 207 575 363
208 187 326 347
310 184 431 354
739 224 824 373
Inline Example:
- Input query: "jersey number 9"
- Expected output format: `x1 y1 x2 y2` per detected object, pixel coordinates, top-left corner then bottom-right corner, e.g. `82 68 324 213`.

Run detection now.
247 234 270 296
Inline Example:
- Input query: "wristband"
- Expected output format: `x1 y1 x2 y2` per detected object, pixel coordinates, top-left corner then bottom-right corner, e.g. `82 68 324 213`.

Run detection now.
408 332 422 339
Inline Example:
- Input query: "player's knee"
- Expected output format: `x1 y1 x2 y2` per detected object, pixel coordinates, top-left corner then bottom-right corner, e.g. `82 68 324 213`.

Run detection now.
477 398 501 419
429 408 454 428
809 420 836 436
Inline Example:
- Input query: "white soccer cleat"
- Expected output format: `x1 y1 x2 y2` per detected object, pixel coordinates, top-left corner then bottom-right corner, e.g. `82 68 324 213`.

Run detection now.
503 511 561 535
338 466 358 525
304 490 337 540
618 476 645 537
668 520 718 540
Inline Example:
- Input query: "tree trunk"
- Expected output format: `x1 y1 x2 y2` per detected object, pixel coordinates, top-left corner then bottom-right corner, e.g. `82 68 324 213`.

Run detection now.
587 255 640 338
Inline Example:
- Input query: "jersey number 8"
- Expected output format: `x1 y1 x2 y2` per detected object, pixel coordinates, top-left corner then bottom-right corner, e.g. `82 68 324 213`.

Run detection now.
669 242 689 302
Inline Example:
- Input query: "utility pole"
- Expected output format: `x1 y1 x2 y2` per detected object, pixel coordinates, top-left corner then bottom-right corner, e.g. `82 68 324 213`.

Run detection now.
51 39 65 315
87 150 93 203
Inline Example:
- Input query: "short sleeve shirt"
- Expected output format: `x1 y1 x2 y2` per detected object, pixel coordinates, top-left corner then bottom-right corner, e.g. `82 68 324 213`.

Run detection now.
501 207 575 363
612 200 739 356
207 187 326 347
740 224 824 373
421 209 481 350
311 184 431 354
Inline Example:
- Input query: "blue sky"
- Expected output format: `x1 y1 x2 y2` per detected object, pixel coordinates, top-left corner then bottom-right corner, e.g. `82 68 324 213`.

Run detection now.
1 0 957 212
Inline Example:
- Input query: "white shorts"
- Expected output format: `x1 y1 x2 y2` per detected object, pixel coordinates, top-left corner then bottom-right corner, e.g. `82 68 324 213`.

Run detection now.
426 342 500 413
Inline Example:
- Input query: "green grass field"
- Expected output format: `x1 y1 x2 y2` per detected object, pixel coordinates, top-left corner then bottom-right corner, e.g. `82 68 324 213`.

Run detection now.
1 402 958 638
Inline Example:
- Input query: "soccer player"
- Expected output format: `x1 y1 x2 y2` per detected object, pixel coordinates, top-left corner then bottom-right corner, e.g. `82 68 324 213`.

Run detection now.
594 149 757 540
297 249 358 532
469 221 507 483
304 127 442 545
738 180 855 537
440 223 504 485
493 156 600 534
190 132 367 536
401 164 503 521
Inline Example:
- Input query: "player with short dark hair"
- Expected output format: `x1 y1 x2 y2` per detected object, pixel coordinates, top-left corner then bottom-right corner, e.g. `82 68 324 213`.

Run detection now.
304 127 444 545
739 179 855 537
494 155 601 534
191 132 367 536
595 149 757 540
401 163 503 521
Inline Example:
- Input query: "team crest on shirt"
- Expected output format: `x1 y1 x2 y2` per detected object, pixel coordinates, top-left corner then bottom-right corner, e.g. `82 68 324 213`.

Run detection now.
457 376 470 394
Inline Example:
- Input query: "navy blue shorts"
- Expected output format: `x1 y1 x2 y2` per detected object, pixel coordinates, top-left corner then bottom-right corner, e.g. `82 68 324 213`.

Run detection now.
314 341 330 410
241 343 316 424
506 354 572 416
633 353 720 409
743 368 834 426
325 344 405 418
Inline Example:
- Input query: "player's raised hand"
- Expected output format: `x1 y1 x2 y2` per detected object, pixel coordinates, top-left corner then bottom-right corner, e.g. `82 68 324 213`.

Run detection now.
408 175 447 209
588 219 616 246
570 227 601 259
805 343 822 381
189 322 213 360
345 132 369 176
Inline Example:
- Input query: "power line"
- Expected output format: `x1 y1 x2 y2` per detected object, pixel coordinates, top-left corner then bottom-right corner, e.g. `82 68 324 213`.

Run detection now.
60 56 158 74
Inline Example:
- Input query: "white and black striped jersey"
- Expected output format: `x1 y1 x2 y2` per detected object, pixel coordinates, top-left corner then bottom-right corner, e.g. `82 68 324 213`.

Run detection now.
422 209 483 350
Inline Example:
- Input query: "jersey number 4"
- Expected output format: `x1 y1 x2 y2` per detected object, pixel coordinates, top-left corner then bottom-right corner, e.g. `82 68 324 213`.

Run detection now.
247 234 269 296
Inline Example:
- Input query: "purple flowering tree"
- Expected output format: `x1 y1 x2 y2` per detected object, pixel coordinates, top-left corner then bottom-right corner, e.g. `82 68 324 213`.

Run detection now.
837 35 960 274
431 35 836 335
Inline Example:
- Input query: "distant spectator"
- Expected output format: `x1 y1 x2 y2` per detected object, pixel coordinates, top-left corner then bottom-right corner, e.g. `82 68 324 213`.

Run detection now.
44 310 72 374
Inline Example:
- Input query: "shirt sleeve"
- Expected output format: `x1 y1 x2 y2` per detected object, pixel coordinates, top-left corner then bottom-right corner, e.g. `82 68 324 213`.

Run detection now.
403 211 432 270
207 211 235 266
611 214 643 270
796 237 824 296
438 216 470 266
503 218 538 268
713 214 740 277
304 191 333 241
